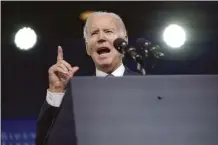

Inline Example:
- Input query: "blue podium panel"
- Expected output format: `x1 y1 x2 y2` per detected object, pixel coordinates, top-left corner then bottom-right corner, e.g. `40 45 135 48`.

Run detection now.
1 119 36 145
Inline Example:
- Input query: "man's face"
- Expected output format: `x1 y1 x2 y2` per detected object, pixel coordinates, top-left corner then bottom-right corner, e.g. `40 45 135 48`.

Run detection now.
85 14 127 72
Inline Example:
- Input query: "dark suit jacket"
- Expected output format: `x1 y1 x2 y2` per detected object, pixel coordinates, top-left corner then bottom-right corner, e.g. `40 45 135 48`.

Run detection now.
35 68 139 145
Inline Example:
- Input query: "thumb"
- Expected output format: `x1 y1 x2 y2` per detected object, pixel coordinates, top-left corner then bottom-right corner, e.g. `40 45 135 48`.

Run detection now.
69 66 79 78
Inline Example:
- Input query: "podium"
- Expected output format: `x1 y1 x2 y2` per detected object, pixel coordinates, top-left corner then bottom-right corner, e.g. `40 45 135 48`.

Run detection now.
46 75 218 145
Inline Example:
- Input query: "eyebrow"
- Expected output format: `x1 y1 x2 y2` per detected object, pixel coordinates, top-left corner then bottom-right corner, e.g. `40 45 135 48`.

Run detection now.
90 28 116 32
104 28 115 31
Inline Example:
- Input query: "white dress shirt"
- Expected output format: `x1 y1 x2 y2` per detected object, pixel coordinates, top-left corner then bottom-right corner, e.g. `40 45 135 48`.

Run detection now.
46 63 125 107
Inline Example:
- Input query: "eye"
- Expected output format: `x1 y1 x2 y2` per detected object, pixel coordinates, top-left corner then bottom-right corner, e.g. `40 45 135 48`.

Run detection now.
91 32 97 36
91 30 98 36
105 30 113 33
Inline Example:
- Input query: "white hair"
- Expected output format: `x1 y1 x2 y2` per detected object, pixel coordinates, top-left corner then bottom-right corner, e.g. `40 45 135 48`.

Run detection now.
83 11 128 42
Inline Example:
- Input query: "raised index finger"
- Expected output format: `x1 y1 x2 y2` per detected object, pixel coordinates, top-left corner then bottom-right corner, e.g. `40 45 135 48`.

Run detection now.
57 46 63 63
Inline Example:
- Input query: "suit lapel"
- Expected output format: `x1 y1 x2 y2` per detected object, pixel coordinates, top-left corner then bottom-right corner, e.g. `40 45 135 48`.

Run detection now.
124 67 140 76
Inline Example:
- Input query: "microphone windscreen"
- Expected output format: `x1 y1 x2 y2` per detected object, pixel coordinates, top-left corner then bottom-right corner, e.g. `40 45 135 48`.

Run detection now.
113 38 127 49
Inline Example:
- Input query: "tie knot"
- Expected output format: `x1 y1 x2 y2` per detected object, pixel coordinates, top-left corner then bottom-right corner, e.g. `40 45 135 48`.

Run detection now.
106 74 114 77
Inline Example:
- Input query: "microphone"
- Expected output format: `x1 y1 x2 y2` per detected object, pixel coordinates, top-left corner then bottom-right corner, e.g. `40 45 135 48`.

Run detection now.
136 38 164 59
113 38 143 63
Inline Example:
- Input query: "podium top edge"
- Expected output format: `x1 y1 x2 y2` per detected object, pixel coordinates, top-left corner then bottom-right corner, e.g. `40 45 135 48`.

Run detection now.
71 75 218 80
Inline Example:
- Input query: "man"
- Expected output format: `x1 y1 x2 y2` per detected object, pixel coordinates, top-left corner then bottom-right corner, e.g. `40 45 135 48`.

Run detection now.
36 11 139 145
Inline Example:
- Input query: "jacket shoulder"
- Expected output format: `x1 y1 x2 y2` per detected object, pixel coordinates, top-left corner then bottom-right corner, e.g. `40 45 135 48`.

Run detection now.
124 67 141 76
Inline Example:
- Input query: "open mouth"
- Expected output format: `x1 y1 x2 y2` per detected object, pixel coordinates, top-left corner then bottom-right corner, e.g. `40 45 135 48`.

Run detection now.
97 47 111 55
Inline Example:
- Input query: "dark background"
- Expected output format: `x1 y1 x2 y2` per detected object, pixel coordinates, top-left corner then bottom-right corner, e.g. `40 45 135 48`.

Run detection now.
2 1 218 119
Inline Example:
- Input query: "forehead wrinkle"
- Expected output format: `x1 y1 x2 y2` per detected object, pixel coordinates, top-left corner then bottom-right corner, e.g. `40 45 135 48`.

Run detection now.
87 15 121 34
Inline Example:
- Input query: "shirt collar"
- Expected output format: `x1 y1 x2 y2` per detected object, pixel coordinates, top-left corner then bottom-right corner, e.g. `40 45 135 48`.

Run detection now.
96 63 125 77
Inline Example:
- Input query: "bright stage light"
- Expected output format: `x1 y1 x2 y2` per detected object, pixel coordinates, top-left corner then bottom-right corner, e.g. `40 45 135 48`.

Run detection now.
163 24 186 49
14 27 37 50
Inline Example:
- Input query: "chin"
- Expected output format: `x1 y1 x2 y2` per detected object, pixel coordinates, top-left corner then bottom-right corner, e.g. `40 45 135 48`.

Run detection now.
94 59 114 69
97 60 112 67
92 53 121 69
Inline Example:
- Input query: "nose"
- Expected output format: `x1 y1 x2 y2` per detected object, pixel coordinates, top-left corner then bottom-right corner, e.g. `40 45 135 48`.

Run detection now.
97 31 106 44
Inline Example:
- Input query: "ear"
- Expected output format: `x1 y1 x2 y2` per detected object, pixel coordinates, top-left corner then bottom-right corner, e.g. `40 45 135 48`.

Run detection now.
125 35 128 42
123 35 128 44
85 42 91 56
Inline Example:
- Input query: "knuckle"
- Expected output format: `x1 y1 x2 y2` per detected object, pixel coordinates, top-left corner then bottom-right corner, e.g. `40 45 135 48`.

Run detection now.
57 61 61 65
62 60 69 66
48 65 55 73
57 63 64 68
61 60 66 64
